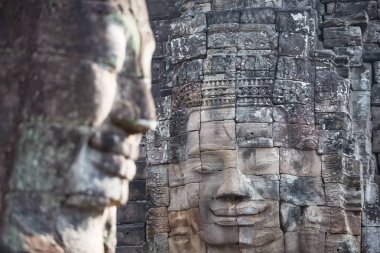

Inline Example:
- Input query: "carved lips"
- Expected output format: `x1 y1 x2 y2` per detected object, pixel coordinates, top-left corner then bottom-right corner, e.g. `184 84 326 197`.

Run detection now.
209 200 268 226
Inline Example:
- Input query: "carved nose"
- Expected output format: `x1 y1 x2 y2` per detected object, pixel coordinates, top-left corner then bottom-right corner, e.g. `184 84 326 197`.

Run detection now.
217 168 252 199
110 78 157 134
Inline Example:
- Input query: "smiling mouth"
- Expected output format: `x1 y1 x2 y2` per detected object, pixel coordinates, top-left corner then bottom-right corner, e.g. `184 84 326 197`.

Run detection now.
210 201 268 226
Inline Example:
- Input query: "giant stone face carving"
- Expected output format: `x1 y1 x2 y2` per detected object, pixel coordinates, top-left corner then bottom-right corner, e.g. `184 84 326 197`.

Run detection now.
142 0 372 252
0 1 155 252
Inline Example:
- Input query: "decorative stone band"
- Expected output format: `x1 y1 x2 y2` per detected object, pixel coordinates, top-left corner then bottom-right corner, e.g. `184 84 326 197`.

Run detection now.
202 79 236 108
172 83 202 111
236 78 274 106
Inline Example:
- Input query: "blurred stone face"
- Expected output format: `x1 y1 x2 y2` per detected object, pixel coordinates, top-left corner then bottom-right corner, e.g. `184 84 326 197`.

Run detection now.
0 1 155 252
18 0 156 212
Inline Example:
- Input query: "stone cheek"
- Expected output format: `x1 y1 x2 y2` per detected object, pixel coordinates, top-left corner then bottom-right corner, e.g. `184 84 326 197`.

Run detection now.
280 175 326 206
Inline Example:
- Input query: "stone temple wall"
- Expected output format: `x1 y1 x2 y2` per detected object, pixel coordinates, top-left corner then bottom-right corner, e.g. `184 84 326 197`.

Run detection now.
117 0 380 252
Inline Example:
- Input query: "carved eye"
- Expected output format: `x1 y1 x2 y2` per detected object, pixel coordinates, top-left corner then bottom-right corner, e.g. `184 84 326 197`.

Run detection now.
195 164 216 174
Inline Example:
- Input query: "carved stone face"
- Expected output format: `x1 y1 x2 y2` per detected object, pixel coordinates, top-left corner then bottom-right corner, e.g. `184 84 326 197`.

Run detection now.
197 127 281 248
0 1 155 252
158 2 362 252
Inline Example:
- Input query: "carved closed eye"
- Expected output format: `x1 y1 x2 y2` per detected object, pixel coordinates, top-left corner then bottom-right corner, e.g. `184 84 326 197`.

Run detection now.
254 161 272 171
195 164 218 174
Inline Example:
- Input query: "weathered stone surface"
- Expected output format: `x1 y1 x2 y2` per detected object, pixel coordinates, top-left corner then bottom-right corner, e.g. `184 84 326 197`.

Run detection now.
236 200 280 227
168 208 202 236
169 158 203 187
202 79 236 109
236 106 273 123
351 64 372 91
147 207 169 238
200 120 236 151
276 11 310 34
117 224 146 246
280 174 326 206
284 231 326 253
239 228 284 253
129 180 147 201
318 130 355 155
207 10 241 25
273 123 318 150
364 43 380 62
236 78 274 107
146 165 168 188
249 175 280 200
273 80 313 104
201 223 239 245
241 8 276 24
362 227 380 253
273 104 314 125
316 113 351 131
315 71 350 113
325 234 360 253
238 148 279 175
303 206 330 231
373 62 380 84
201 107 236 122
170 108 201 136
118 201 147 225
244 0 282 8
371 83 380 106
144 232 169 252
172 83 202 110
208 24 239 48
323 26 362 48
282 0 313 8
322 155 361 186
325 183 361 210
330 208 361 236
203 52 236 75
212 0 244 11
236 123 273 148
280 149 321 177
279 33 310 57
201 150 237 174
364 21 380 43
207 245 241 252
147 141 169 165
333 46 363 67
326 1 378 19
276 57 314 82
155 96 172 120
168 235 206 253
298 231 326 253
171 33 207 63
170 14 207 37
169 183 200 211
238 24 278 50
147 186 170 208
116 246 143 253
236 50 277 77
280 203 302 232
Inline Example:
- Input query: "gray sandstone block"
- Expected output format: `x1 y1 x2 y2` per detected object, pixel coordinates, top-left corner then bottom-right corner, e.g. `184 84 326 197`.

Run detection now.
170 33 207 64
117 224 146 246
279 32 310 57
238 24 278 50
280 174 326 206
323 26 362 48
276 10 310 33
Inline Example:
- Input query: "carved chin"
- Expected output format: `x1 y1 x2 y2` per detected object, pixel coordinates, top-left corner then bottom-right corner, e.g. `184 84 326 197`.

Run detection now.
65 145 131 210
